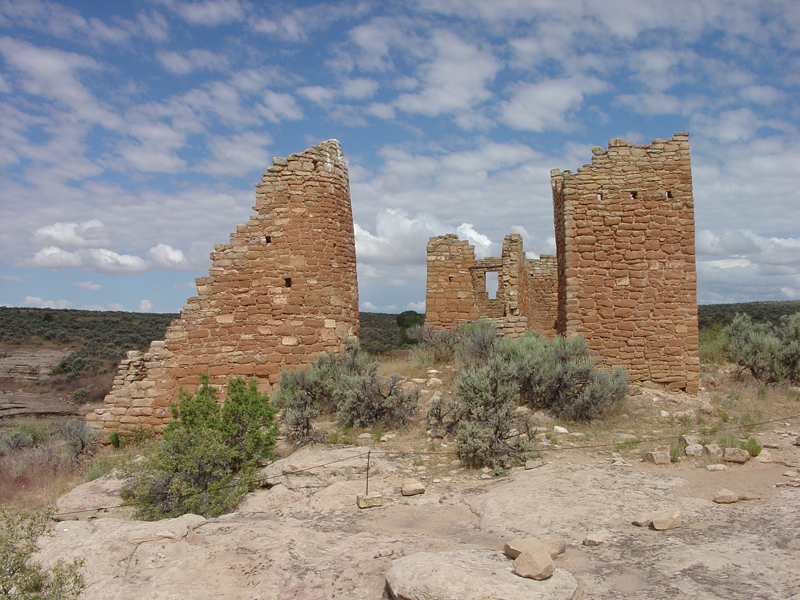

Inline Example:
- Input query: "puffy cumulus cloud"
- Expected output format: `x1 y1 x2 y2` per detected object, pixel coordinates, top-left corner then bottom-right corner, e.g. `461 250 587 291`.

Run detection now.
81 249 146 275
73 281 101 290
355 209 447 266
509 225 557 257
22 296 72 309
106 302 125 311
260 91 303 122
146 243 190 270
499 76 609 132
27 246 82 269
394 30 500 123
138 299 153 312
33 220 108 249
405 300 425 312
455 223 497 258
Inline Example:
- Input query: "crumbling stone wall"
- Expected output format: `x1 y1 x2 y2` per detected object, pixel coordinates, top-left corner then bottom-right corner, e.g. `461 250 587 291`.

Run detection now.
89 140 359 435
551 133 699 393
425 233 558 338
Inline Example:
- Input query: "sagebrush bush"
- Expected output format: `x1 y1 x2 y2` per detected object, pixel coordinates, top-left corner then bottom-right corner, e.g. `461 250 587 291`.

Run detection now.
497 333 628 421
274 340 417 440
0 507 84 599
726 312 800 383
453 355 535 473
406 324 459 363
122 375 278 519
456 319 497 367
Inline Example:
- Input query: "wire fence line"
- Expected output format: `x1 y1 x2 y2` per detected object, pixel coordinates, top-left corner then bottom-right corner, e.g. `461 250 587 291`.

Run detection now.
51 412 800 518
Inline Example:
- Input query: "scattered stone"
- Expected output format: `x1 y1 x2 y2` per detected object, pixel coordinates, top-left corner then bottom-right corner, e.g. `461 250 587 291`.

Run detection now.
739 494 762 501
553 426 569 435
705 443 723 458
450 459 462 469
651 509 682 530
660 410 670 418
685 443 705 457
795 436 800 446
615 433 638 443
356 493 383 508
583 533 604 546
723 448 751 464
426 378 443 389
373 549 394 558
643 450 671 465
680 434 701 446
570 432 586 439
401 478 425 496
504 538 543 559
426 369 439 376
713 489 739 504
673 410 695 421
757 449 773 463
513 548 556 580
531 411 554 426
525 459 546 470
632 513 652 527
611 459 633 467
699 402 715 415
358 433 372 439
763 443 780 449
706 464 728 472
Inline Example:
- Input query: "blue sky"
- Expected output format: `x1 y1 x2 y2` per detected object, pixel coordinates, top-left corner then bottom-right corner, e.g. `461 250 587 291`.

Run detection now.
1 0 799 314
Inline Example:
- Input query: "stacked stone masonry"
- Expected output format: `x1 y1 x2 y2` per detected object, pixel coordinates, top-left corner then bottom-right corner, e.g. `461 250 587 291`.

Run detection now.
89 140 359 435
552 133 699 393
427 133 699 393
425 233 558 339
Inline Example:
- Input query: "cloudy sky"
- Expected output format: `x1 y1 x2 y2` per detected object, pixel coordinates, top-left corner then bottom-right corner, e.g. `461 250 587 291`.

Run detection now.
1 0 799 314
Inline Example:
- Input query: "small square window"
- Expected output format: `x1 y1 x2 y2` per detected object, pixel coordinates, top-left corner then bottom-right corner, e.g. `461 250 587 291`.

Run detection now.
284 278 292 288
265 235 272 245
630 191 638 200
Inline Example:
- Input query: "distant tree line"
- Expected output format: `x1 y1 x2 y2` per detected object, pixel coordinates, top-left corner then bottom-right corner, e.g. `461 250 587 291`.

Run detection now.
699 300 800 329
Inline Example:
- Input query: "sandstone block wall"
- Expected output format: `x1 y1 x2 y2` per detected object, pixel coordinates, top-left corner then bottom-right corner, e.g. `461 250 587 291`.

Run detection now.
89 140 359 435
551 133 699 393
425 233 558 338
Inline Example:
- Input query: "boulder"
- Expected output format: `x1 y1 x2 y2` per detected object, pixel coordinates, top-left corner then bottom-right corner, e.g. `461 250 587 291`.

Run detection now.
714 489 739 504
583 533 604 546
356 492 383 508
680 434 701 446
723 448 751 464
685 443 705 457
385 550 578 600
426 377 443 389
504 537 563 560
643 450 671 465
513 547 555 580
705 443 723 458
706 463 728 471
401 478 425 496
651 509 681 530
632 512 652 527
553 426 569 435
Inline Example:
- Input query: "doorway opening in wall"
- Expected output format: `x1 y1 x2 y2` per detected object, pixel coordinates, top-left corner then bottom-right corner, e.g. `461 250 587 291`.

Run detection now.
486 271 499 300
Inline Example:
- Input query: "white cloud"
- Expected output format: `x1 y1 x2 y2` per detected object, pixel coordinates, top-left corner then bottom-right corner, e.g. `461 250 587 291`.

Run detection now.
260 91 303 122
82 249 146 274
74 281 101 290
297 85 337 105
146 243 189 270
499 77 609 132
405 301 425 312
33 220 108 249
138 299 153 312
394 30 500 122
740 85 786 105
360 301 379 311
157 49 229 75
341 78 379 100
0 275 23 282
456 223 496 258
22 296 72 309
195 131 271 176
107 303 125 311
28 246 82 268
172 0 245 25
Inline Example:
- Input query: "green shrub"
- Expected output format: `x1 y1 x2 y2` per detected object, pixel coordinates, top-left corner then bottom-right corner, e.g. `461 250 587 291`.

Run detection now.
699 323 728 365
406 325 459 363
0 507 84 599
499 333 628 421
58 419 98 460
10 422 52 447
456 319 497 367
396 310 425 345
274 340 417 439
726 312 800 383
122 375 278 519
453 355 535 473
334 366 418 429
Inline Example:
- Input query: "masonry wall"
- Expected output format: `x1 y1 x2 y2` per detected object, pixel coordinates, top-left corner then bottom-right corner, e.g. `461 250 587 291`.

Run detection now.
425 233 558 338
551 133 699 393
89 140 359 435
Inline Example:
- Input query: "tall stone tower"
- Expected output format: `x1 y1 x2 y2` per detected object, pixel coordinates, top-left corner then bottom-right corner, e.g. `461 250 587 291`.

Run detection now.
550 133 699 393
89 140 359 436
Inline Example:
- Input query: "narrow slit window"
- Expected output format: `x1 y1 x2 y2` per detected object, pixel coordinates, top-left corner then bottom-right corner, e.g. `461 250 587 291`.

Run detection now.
597 193 603 201
665 191 673 199
265 235 272 245
284 277 292 288
486 271 499 300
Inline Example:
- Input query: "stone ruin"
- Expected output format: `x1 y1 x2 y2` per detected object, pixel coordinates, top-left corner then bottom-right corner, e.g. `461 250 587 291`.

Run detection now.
426 133 699 393
88 140 359 436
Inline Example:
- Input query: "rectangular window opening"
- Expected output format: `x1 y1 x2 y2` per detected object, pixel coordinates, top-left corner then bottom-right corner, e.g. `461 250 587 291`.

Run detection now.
665 191 673 199
597 193 603 202
630 191 638 200
486 271 499 300
284 277 292 288
265 235 272 245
